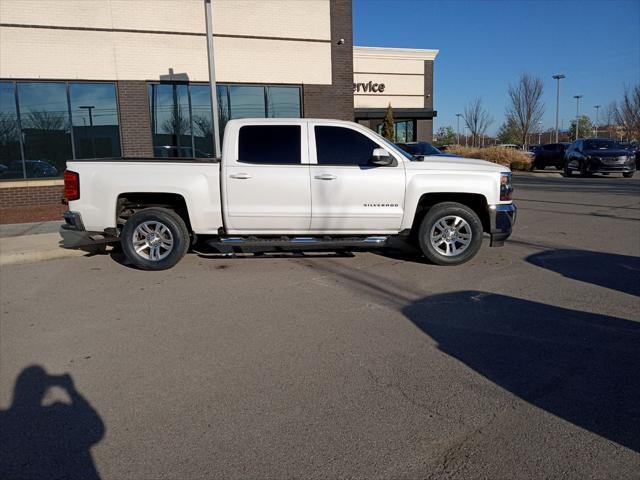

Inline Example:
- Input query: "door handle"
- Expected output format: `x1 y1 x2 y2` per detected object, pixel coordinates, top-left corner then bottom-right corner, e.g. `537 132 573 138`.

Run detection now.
230 173 251 179
314 174 337 180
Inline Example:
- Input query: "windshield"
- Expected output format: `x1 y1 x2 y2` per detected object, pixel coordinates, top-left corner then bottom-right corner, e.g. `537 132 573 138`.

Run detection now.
402 143 442 156
583 139 623 150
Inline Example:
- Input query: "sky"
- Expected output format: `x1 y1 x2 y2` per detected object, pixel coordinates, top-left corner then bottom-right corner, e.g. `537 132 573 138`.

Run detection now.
353 0 640 136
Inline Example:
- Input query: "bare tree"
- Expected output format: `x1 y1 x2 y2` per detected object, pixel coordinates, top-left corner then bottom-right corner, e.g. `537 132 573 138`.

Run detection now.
614 84 640 141
463 98 492 147
506 73 544 148
24 111 66 131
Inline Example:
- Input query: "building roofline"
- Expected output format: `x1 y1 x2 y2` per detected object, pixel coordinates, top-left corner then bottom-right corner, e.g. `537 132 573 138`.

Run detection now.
354 46 439 61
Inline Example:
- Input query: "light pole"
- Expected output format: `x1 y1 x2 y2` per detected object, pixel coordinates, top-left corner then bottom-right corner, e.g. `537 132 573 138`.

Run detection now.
79 105 94 126
552 74 565 142
593 104 601 137
455 113 462 144
463 126 468 147
537 121 542 144
573 95 583 140
204 0 221 158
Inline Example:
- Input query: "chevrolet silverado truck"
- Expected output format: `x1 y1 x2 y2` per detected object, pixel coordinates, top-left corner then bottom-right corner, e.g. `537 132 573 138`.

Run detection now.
60 119 516 270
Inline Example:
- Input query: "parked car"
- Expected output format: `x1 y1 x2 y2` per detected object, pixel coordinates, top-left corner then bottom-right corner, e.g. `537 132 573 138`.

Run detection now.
396 141 462 158
497 144 535 158
1 160 58 178
533 143 571 170
564 138 636 177
61 119 516 270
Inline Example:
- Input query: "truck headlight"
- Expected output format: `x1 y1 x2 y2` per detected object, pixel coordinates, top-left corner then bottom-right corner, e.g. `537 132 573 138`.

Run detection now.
500 172 513 201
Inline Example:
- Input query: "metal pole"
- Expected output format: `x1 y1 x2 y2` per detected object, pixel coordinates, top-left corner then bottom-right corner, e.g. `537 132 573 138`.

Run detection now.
455 113 461 144
573 95 583 140
205 0 221 158
552 74 565 143
538 121 542 144
593 105 600 137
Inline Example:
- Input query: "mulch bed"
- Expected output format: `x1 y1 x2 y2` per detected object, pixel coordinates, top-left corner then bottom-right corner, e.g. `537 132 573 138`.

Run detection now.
0 204 68 225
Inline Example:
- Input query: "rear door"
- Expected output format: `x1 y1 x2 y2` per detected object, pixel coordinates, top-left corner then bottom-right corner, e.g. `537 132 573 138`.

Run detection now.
223 122 311 233
309 123 405 233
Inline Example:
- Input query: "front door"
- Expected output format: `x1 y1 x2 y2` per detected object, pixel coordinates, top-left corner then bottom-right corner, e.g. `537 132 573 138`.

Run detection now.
223 123 311 233
309 124 405 233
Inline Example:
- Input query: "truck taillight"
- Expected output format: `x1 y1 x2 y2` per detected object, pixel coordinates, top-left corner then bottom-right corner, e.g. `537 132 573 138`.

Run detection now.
64 170 80 201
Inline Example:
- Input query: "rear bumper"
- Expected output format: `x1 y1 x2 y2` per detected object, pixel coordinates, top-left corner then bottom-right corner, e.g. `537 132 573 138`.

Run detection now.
60 211 118 249
489 203 517 247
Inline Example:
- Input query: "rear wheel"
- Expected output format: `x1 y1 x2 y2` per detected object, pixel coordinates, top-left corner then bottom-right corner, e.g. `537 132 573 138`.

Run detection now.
121 208 190 270
623 172 634 178
563 162 572 176
418 202 483 266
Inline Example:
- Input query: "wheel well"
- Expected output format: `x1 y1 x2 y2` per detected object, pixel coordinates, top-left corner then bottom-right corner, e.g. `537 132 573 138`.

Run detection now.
116 193 192 232
411 193 490 235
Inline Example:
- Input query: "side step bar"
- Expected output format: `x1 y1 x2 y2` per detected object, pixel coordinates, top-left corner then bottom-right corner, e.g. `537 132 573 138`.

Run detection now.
205 235 389 253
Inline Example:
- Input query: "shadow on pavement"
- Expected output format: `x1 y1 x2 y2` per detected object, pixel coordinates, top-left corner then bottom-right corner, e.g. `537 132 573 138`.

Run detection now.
0 366 105 480
402 291 640 453
527 249 640 297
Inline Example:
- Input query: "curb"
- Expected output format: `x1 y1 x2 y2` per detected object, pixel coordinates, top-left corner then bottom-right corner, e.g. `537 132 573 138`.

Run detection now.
0 233 86 266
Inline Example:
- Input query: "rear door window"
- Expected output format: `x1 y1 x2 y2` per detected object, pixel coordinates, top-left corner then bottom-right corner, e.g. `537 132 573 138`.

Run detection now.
238 125 301 164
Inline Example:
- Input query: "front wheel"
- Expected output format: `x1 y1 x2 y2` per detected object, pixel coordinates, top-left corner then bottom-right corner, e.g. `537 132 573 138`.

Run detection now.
623 172 634 178
418 202 483 266
121 208 190 270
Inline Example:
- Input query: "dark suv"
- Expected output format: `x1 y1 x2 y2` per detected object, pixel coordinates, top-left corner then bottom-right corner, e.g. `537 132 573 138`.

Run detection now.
533 143 570 170
564 139 636 178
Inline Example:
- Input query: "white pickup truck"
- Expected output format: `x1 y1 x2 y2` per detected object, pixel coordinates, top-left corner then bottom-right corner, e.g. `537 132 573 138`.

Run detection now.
61 119 516 270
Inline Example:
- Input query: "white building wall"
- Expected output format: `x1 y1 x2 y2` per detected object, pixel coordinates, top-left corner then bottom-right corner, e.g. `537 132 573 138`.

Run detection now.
353 46 438 109
0 0 332 84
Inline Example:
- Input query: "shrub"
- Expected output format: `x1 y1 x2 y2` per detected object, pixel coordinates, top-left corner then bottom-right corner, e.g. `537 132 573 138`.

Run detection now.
445 145 533 170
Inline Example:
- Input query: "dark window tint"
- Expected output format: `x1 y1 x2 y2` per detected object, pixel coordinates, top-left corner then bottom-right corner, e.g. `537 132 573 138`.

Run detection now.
17 82 71 178
315 126 379 166
238 125 300 164
70 83 121 159
0 82 23 179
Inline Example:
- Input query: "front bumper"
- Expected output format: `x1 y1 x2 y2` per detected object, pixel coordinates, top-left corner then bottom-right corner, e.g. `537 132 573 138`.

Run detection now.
489 203 517 247
60 211 119 249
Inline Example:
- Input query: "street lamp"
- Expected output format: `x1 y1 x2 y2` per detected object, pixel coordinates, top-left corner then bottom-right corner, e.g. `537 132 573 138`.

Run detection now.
463 126 468 147
537 121 542 144
593 104 601 138
79 105 95 126
573 95 583 140
552 74 565 142
455 113 462 144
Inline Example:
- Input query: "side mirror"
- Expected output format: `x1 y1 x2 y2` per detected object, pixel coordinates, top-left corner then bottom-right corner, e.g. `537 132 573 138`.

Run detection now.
370 147 396 166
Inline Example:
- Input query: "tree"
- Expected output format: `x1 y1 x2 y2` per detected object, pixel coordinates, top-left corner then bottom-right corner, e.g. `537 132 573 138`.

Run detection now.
496 115 521 144
463 98 492 147
434 126 456 145
381 103 395 141
568 115 594 141
24 111 66 131
506 73 544 148
614 84 640 141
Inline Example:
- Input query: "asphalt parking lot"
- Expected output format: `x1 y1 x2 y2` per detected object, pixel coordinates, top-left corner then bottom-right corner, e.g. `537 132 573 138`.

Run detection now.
1 172 639 479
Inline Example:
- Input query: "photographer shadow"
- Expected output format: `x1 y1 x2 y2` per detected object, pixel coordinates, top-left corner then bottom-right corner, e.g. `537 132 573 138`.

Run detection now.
0 365 105 480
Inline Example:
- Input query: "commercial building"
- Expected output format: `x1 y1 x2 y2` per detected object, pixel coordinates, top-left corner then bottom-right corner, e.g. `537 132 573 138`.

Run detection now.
0 0 437 212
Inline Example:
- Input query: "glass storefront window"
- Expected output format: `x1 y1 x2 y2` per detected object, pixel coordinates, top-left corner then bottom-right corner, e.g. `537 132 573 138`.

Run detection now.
17 82 72 178
70 83 121 159
267 87 301 118
0 81 122 180
0 82 23 179
148 83 301 159
149 83 192 158
229 86 266 119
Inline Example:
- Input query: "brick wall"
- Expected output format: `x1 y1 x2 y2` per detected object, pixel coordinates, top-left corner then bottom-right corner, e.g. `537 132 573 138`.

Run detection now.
303 0 353 121
0 185 64 207
117 80 154 157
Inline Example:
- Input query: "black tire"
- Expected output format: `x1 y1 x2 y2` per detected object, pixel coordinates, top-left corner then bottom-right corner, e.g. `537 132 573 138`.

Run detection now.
417 202 483 266
623 172 634 178
121 207 190 270
563 163 572 176
580 161 590 177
